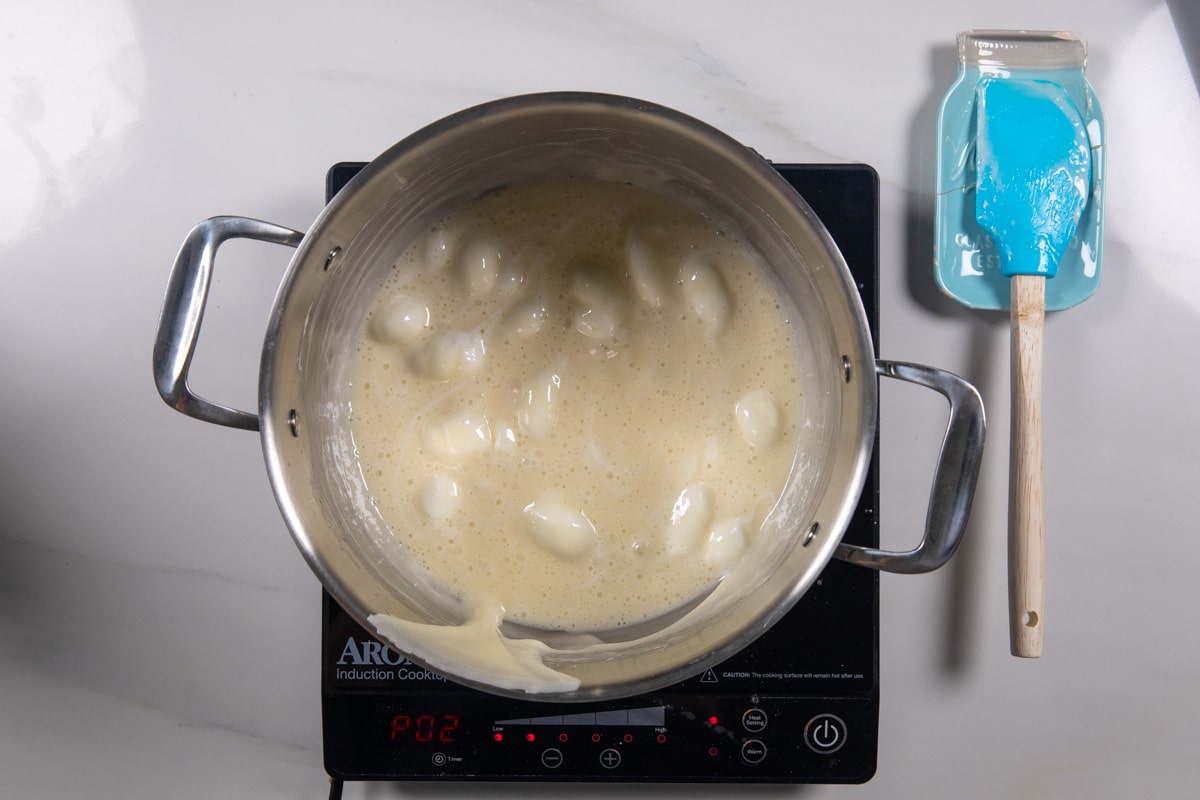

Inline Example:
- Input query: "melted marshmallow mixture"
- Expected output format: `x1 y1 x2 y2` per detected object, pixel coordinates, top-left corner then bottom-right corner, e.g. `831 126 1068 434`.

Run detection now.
351 177 803 632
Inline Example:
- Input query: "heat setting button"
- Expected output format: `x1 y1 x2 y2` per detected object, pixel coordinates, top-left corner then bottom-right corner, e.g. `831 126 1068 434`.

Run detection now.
741 707 769 733
804 713 848 755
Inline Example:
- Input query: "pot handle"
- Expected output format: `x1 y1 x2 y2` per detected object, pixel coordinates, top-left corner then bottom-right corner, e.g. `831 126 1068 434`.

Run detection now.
834 360 986 574
153 216 304 431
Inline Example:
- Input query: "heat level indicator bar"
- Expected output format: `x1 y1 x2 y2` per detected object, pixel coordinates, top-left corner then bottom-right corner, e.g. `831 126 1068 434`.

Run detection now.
496 706 666 727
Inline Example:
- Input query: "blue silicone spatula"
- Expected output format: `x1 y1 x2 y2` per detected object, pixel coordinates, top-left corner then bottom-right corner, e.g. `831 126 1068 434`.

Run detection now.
975 77 1091 657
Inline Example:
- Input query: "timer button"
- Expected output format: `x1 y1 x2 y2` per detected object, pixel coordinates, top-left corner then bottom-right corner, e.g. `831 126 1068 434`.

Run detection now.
804 714 847 755
541 748 564 769
741 708 768 732
741 738 768 765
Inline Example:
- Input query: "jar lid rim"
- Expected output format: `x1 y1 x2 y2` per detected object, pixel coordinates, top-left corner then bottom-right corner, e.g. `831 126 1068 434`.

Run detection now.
958 30 1087 69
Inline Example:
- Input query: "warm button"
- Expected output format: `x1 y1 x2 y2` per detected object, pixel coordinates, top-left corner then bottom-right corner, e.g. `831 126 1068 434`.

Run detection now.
741 707 768 733
804 713 847 754
741 738 768 765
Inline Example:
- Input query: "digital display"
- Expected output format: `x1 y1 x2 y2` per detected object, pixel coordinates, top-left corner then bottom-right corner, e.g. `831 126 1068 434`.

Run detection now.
389 713 460 744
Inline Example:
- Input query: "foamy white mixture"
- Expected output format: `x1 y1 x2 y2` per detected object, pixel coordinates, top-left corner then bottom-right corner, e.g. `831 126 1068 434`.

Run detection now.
351 178 803 646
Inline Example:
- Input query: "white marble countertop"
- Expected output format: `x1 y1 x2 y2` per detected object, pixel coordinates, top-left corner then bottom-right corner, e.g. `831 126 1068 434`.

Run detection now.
3 1 1198 797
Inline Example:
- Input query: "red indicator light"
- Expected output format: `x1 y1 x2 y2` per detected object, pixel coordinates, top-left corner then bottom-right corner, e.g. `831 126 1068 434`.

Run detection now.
657 734 667 744
526 732 536 742
559 733 569 743
493 733 503 742
708 746 719 757
623 733 634 743
591 733 602 743
708 716 720 726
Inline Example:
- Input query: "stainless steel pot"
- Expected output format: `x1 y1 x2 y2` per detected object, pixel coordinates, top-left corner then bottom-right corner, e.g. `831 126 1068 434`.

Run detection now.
153 92 985 701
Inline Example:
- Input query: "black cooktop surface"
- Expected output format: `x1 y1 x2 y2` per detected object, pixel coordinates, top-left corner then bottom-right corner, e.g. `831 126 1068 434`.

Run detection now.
320 162 880 785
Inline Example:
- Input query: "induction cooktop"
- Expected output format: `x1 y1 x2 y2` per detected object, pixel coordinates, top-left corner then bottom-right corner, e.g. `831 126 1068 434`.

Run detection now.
319 161 880 792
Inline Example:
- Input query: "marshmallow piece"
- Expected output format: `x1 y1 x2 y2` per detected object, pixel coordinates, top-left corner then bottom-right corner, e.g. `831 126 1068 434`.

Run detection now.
734 389 782 448
516 367 563 439
422 410 493 464
704 517 749 569
425 230 455 270
419 474 461 520
570 266 625 341
406 331 486 380
496 258 525 295
624 223 669 308
492 420 519 454
666 484 714 555
499 296 549 339
457 239 502 295
369 294 431 344
524 498 597 561
679 253 732 335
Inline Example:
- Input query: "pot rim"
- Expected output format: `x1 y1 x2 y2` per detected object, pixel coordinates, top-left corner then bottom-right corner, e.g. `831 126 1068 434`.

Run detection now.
258 91 878 701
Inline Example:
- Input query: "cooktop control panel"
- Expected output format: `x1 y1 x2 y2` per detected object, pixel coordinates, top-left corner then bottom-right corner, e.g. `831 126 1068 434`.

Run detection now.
322 638 876 782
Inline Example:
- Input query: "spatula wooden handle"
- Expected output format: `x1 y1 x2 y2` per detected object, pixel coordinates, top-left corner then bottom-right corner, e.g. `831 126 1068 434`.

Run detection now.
1009 274 1045 657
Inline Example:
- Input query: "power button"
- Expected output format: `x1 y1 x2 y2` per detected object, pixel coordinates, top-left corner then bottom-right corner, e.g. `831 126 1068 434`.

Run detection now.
803 714 847 754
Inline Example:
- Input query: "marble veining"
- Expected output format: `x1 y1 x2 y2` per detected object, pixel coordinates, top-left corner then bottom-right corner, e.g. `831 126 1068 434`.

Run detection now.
1 1 1197 798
